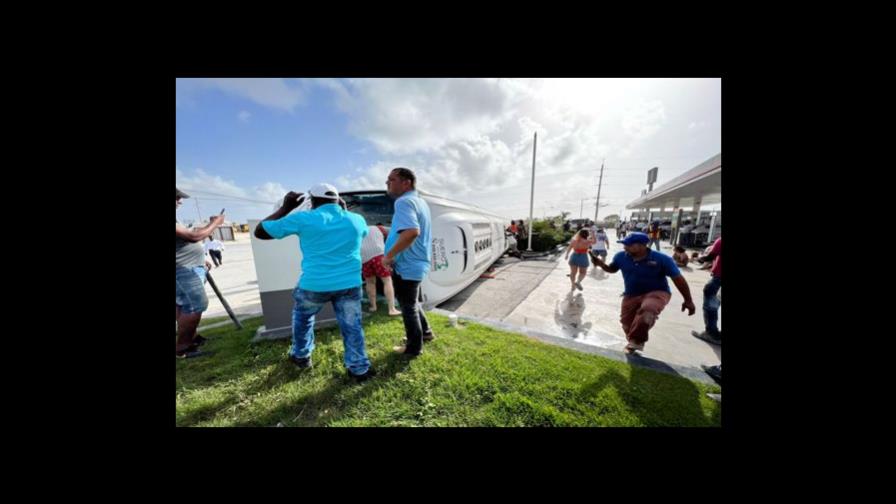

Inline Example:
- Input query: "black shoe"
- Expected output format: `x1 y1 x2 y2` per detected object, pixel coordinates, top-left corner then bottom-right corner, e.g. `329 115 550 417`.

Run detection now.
393 345 422 357
348 367 377 383
288 354 313 369
176 347 211 359
701 364 722 385
192 334 207 346
401 332 434 345
692 330 722 346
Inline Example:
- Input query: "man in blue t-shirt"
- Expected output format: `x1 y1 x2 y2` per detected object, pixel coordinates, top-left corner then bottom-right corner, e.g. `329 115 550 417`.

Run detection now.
592 232 697 354
381 167 433 357
254 183 375 382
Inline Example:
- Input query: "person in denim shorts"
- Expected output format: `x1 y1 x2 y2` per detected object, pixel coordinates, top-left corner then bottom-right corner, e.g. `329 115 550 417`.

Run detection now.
176 187 225 358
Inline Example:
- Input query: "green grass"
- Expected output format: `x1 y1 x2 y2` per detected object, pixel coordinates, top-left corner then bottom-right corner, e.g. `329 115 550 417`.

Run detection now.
197 316 230 328
176 312 721 427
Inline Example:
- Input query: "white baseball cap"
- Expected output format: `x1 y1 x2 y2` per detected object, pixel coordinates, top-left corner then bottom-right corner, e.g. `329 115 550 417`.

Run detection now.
308 183 340 200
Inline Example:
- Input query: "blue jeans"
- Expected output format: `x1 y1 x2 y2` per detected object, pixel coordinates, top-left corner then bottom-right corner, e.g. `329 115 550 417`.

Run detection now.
649 238 661 251
175 266 208 314
703 276 722 336
291 286 370 375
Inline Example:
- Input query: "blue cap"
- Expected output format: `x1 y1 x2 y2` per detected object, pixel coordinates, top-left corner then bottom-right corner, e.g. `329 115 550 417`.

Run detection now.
617 232 650 245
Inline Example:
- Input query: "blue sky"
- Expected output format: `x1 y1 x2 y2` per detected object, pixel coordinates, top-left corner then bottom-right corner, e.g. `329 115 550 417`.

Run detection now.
176 78 721 225
177 82 374 189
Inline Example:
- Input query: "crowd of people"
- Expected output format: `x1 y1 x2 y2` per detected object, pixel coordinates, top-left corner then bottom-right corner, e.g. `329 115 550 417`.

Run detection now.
176 167 437 383
178 176 721 392
563 218 722 392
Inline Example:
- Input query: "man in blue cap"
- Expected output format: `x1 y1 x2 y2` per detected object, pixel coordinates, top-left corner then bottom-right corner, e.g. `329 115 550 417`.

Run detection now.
591 232 696 354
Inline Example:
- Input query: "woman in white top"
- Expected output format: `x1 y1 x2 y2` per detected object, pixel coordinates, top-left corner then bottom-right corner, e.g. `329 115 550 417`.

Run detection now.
589 227 609 260
360 225 401 315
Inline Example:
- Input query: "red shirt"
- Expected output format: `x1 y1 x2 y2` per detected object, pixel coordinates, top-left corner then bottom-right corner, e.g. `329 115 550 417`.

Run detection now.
709 237 722 278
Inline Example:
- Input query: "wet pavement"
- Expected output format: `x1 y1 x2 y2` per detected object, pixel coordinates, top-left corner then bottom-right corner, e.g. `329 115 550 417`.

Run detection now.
442 230 721 371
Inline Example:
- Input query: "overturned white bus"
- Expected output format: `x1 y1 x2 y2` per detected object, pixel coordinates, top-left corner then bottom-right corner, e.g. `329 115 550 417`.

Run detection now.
249 190 509 340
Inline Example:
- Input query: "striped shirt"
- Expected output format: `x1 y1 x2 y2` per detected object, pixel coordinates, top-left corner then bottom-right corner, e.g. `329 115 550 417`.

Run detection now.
360 225 386 264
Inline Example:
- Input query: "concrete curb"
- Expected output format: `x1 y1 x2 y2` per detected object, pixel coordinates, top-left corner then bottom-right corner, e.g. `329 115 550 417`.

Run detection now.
429 308 717 385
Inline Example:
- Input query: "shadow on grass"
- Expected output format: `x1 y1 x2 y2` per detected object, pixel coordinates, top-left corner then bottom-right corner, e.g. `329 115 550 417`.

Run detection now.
231 351 414 427
579 353 721 427
177 322 363 426
177 311 416 427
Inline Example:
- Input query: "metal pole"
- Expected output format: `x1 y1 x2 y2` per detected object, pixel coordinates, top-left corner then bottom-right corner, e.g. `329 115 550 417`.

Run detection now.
527 132 537 251
195 197 203 223
205 271 243 330
594 159 604 222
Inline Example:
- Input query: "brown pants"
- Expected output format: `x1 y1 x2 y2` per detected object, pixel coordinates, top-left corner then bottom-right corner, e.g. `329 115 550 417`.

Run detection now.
620 291 671 345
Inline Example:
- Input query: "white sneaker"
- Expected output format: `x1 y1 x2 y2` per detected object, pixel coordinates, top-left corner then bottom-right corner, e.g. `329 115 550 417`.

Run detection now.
624 342 644 353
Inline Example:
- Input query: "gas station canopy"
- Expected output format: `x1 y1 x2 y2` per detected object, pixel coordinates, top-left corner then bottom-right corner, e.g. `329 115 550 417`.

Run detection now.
626 153 721 210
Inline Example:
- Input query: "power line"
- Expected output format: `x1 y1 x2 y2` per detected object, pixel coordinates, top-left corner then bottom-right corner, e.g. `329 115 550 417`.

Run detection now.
180 188 275 205
184 196 271 205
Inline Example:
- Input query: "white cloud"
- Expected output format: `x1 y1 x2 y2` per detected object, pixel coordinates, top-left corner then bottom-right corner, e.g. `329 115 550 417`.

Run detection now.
688 120 707 130
210 77 718 221
622 99 666 140
326 78 515 155
254 181 289 204
323 79 645 209
176 167 289 223
176 168 246 197
176 78 307 112
179 77 720 221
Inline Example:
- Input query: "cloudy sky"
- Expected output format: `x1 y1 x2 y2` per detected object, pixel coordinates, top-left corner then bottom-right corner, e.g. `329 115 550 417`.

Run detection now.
176 78 721 225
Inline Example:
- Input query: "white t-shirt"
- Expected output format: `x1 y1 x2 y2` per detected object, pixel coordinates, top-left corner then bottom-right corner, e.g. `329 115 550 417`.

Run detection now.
204 240 224 252
360 225 386 264
592 231 609 251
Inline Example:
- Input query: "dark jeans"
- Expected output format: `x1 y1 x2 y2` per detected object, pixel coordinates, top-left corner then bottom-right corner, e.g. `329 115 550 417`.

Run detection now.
392 272 431 355
209 249 222 266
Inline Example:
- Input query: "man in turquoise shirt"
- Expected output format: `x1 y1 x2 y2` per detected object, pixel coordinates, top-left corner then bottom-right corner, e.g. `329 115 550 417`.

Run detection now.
381 168 434 357
255 183 375 382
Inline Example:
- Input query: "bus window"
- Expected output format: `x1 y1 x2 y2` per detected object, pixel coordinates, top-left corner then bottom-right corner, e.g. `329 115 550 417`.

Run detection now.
341 192 395 226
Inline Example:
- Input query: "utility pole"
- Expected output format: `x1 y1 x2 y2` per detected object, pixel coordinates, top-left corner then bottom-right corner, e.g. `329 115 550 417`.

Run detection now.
594 158 604 222
527 132 537 251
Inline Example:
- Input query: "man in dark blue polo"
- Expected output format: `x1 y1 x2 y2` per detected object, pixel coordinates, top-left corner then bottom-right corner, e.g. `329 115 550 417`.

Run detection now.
591 232 696 354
